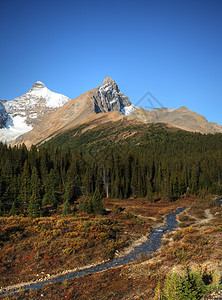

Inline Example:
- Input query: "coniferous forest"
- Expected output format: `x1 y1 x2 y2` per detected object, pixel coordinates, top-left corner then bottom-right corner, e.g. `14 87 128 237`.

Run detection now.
0 127 221 217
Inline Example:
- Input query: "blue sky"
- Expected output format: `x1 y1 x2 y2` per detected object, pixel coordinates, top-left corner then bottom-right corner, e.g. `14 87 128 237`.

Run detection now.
0 0 222 124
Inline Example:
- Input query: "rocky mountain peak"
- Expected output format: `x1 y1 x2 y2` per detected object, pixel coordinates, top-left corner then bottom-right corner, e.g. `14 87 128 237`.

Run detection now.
30 81 46 91
95 77 133 115
0 81 71 144
178 106 188 111
103 76 115 85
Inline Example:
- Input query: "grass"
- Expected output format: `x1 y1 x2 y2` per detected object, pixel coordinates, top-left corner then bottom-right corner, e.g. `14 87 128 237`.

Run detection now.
1 196 221 299
0 214 131 287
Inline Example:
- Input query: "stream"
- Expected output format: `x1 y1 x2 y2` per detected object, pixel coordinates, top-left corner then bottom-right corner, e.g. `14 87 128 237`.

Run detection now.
0 207 186 296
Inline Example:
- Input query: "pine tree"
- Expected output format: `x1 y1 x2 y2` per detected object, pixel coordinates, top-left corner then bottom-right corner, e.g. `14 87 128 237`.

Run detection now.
165 179 173 202
0 199 4 216
30 166 41 200
147 181 154 202
153 282 162 300
43 169 60 206
63 198 71 216
179 268 207 300
162 269 208 300
79 197 93 214
17 161 31 210
9 202 17 216
92 190 104 214
27 194 40 218
163 271 181 299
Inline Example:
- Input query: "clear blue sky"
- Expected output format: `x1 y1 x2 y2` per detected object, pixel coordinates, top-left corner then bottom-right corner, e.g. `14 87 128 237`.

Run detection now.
0 0 222 124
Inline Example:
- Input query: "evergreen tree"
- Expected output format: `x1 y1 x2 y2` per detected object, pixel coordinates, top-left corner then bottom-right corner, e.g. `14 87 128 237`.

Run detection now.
9 202 17 216
179 269 207 300
27 194 40 218
0 199 4 216
162 269 208 300
17 161 31 210
153 282 162 300
43 169 60 206
92 190 104 214
79 197 93 214
0 128 222 216
30 166 41 200
63 198 71 216
163 271 181 299
147 181 154 202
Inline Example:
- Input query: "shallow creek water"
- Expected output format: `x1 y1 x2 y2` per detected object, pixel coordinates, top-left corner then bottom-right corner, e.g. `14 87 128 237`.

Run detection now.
1 207 186 296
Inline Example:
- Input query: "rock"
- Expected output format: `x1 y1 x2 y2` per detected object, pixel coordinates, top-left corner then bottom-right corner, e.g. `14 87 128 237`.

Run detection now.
0 102 8 128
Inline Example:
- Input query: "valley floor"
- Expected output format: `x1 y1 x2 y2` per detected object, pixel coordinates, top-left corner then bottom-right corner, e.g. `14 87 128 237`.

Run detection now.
0 196 221 299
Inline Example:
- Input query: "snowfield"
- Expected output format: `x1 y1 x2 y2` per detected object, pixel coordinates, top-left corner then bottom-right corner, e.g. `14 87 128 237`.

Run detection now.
0 116 33 143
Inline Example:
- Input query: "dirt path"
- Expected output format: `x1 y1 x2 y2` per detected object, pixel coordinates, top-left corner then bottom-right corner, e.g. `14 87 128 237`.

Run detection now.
197 208 214 225
180 208 214 226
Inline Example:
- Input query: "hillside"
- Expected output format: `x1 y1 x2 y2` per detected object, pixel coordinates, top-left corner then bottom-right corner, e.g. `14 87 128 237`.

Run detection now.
1 128 222 215
40 112 181 151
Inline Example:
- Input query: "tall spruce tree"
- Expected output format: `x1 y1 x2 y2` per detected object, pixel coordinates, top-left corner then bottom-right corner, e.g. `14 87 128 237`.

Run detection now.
92 190 104 214
9 202 17 216
17 161 31 210
30 166 41 200
43 169 60 206
28 194 40 218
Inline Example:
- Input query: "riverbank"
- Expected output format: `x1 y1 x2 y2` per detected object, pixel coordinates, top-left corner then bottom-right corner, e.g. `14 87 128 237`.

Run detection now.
0 206 187 297
1 196 222 299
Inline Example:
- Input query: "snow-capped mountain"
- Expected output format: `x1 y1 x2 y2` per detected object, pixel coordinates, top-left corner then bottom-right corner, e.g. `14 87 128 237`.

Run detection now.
0 81 70 143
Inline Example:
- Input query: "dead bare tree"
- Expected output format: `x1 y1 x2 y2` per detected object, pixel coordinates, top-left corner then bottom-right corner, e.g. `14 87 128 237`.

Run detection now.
102 165 110 198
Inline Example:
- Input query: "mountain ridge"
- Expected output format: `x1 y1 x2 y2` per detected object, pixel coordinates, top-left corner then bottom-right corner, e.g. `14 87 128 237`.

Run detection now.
13 77 136 147
1 77 221 146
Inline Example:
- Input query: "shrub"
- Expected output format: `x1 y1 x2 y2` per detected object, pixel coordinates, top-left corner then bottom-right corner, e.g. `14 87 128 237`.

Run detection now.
62 198 71 216
91 190 104 215
156 267 221 300
79 191 104 215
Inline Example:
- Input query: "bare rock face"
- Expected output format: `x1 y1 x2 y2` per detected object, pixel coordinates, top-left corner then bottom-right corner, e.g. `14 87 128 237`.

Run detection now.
94 77 134 114
0 82 70 143
0 101 8 129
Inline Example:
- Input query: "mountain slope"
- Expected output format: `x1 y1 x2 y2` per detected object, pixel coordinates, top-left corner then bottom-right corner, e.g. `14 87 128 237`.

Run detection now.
8 77 222 147
129 106 222 134
14 77 134 147
0 81 70 143
39 112 182 152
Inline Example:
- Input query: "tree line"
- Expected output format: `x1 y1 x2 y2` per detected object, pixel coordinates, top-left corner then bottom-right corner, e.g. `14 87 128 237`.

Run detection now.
0 129 221 217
